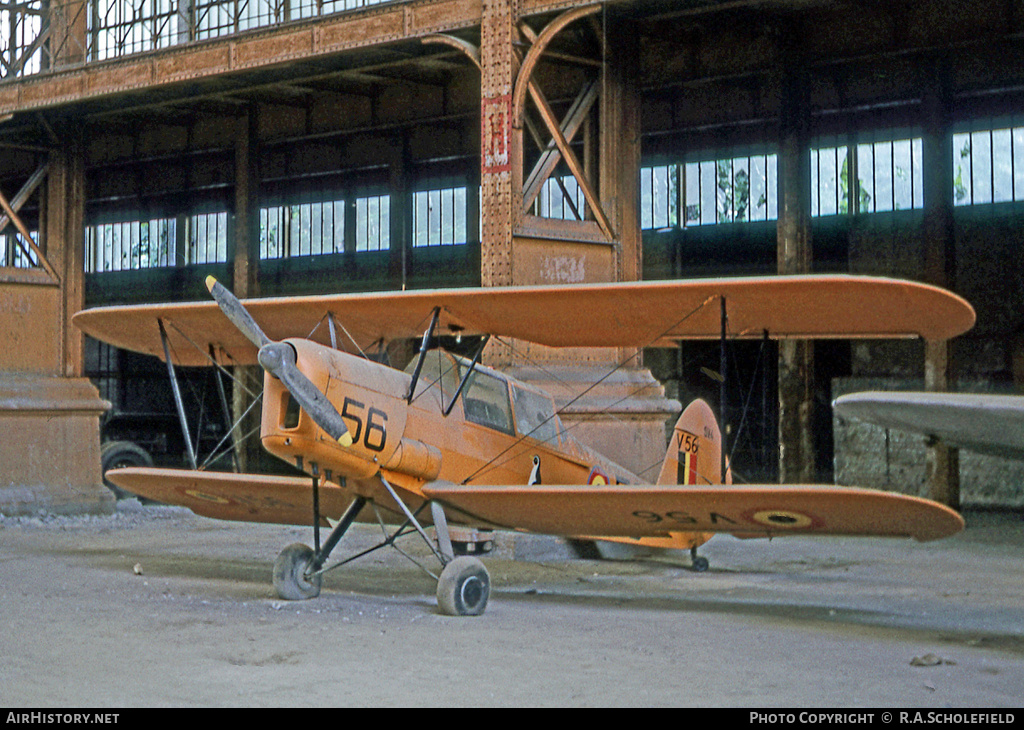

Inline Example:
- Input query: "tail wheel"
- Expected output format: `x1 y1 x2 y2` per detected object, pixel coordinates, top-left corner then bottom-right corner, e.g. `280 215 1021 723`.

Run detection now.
436 556 490 616
273 543 322 600
690 546 710 572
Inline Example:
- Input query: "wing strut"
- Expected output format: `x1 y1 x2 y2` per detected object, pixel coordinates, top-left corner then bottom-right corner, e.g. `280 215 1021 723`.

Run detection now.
443 334 490 416
327 312 339 350
378 474 450 566
407 307 441 403
209 344 240 472
719 296 728 480
159 319 198 470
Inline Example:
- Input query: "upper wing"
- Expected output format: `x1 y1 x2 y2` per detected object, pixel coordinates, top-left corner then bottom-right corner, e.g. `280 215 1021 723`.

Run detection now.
834 391 1024 460
421 482 964 542
73 275 975 366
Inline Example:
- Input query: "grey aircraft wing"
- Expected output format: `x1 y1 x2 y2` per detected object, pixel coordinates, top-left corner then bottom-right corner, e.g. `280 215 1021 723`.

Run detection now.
833 391 1024 461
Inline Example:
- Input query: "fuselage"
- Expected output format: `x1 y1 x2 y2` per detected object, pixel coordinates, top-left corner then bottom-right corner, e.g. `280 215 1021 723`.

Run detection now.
260 339 637 498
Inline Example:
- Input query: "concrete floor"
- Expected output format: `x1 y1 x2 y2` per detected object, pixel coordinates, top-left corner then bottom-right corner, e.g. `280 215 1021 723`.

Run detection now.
1 502 1022 707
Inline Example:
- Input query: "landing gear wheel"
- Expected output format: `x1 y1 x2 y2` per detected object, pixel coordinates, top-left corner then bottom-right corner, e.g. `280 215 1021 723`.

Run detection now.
100 441 153 499
436 556 490 616
273 543 322 600
691 555 710 573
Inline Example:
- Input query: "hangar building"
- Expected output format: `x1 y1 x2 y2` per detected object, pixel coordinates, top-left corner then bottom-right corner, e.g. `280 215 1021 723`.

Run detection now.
0 0 1021 515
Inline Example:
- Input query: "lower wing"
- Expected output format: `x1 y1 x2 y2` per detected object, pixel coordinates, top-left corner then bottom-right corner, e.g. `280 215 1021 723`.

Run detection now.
422 482 964 542
107 467 963 542
106 467 359 526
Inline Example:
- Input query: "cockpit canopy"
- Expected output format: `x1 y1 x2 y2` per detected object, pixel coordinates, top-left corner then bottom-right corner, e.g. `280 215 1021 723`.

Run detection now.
404 349 564 446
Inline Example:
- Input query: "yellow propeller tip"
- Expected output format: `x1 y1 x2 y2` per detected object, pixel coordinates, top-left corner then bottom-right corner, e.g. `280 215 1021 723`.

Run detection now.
338 432 354 448
205 275 218 292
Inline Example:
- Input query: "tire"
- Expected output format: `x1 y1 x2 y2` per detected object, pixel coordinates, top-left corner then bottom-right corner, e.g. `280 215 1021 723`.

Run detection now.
436 556 490 616
272 543 322 600
100 441 153 499
566 539 602 559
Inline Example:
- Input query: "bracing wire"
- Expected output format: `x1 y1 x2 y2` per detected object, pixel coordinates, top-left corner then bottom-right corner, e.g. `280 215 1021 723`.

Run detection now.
724 333 769 485
164 320 264 469
459 294 718 484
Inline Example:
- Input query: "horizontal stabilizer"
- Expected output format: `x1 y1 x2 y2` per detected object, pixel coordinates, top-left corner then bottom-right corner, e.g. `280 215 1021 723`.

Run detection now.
423 482 964 542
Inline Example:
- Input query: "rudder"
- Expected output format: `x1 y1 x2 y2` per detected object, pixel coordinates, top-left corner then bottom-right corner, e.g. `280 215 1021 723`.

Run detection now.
657 399 725 486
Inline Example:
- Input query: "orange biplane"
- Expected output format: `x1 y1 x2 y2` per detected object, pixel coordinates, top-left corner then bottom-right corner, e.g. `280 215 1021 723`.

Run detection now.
74 274 974 615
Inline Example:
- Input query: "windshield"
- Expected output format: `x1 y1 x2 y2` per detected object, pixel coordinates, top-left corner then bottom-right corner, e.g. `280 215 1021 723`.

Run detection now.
403 349 460 403
462 369 514 435
511 384 560 446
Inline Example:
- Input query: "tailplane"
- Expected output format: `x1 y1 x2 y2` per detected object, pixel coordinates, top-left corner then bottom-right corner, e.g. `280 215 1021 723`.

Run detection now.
657 399 726 486
592 399 725 563
582 399 726 565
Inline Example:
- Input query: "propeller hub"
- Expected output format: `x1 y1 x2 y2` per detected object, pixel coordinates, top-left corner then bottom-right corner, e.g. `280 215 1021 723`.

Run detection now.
258 342 296 376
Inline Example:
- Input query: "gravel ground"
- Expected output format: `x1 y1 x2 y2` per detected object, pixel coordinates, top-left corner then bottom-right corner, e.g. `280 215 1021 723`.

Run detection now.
1 501 1022 707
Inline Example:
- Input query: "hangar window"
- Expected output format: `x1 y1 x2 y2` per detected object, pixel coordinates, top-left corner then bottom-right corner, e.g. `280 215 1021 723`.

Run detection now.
86 218 176 272
0 0 44 78
683 155 778 226
190 0 316 39
854 135 922 214
321 0 391 15
953 124 1024 206
0 232 39 268
355 194 390 252
640 154 777 230
412 186 466 247
85 212 228 272
261 200 345 258
89 0 180 60
810 144 851 216
260 193 389 258
188 211 229 264
811 134 923 216
640 165 677 230
533 176 585 221
83 0 402 64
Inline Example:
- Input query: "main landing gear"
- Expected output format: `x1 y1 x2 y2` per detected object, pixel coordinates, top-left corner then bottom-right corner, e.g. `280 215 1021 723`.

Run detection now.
273 543 322 600
436 556 490 616
271 477 491 616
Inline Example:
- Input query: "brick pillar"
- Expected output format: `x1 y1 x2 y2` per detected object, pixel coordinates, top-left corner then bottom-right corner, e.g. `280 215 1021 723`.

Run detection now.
0 126 111 516
479 0 521 291
231 106 264 473
49 0 89 68
921 56 960 509
776 22 815 483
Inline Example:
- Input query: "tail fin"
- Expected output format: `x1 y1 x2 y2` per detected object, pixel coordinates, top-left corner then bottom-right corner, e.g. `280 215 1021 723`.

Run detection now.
657 399 726 486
